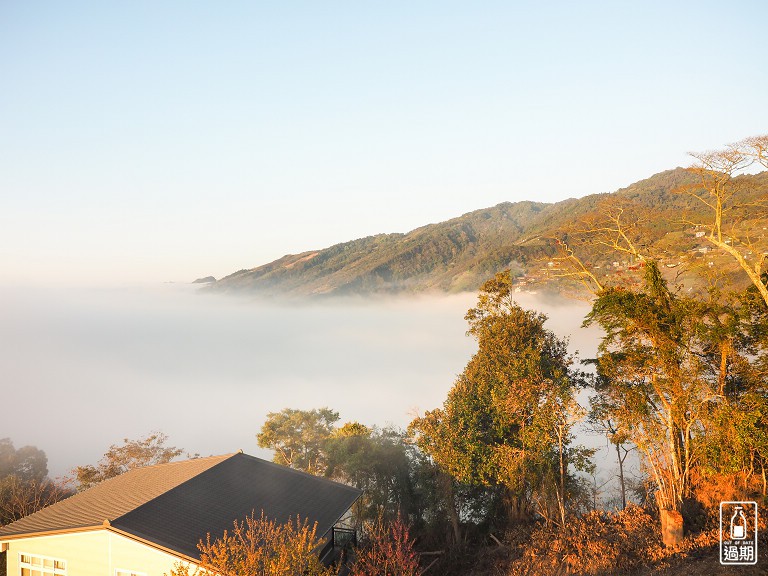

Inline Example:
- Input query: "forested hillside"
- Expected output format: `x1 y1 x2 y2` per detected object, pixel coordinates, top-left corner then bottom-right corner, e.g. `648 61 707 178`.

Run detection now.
210 168 768 297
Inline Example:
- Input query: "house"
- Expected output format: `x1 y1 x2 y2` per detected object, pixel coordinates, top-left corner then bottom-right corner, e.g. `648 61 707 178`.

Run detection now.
0 452 361 576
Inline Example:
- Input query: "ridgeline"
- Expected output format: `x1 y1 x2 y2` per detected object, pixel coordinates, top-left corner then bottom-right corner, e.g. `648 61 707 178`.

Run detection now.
209 168 768 298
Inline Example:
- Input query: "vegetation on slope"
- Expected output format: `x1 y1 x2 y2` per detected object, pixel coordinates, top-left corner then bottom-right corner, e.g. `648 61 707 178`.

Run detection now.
210 168 768 297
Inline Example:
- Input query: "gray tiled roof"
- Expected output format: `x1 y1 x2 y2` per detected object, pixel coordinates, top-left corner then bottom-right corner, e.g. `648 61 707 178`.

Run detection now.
112 453 362 558
0 453 362 561
0 453 231 536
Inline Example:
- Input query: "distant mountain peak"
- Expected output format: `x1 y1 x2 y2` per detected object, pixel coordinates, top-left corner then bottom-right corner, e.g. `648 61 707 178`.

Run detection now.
192 276 217 284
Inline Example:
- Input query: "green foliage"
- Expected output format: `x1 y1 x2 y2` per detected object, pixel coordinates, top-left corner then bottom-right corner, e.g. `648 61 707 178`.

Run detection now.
73 432 183 491
410 271 590 524
695 282 768 485
0 439 47 483
255 410 475 547
585 261 768 511
0 439 70 527
324 426 418 526
334 422 372 438
585 263 706 511
257 408 339 475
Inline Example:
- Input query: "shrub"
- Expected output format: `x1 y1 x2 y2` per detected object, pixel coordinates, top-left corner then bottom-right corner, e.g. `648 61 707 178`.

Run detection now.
349 513 422 576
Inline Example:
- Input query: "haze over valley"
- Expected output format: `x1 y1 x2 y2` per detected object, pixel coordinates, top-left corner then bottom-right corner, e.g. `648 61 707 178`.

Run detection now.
0 283 602 479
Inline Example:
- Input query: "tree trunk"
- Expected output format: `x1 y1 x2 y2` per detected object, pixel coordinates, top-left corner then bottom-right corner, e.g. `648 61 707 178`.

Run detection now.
660 509 684 547
441 472 461 545
556 422 567 527
718 340 730 396
504 491 530 525
706 235 768 308
615 442 627 510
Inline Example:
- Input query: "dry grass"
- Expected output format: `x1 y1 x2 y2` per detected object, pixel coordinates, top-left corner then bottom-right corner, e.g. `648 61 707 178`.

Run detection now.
495 504 768 576
501 505 659 576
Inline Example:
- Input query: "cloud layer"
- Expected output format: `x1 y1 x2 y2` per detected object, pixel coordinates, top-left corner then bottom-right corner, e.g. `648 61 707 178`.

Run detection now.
0 285 601 478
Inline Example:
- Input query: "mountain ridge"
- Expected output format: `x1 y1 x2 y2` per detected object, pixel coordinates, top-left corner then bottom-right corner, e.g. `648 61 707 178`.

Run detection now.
209 168 768 297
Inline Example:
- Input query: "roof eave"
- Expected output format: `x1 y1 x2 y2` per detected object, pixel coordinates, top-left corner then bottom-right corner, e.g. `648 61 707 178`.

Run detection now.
0 524 103 541
0 524 198 565
319 490 363 539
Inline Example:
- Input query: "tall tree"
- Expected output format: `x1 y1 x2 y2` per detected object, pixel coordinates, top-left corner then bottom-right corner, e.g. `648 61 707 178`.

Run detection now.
0 439 48 483
0 440 69 526
73 432 183 491
324 424 417 527
584 263 710 514
585 262 768 503
694 281 768 496
257 408 339 475
551 143 768 542
410 271 590 526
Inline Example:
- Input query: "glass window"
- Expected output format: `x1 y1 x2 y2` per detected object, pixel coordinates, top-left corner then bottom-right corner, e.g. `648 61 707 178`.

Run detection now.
18 553 66 576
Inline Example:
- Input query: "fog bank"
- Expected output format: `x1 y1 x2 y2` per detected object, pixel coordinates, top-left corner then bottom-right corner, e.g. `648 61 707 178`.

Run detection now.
0 285 602 479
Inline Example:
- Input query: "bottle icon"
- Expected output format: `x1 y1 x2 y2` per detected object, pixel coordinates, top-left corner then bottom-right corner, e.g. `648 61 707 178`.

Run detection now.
730 506 747 540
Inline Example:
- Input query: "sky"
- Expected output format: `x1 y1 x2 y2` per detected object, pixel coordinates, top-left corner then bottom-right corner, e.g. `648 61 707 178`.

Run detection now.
1 1 766 286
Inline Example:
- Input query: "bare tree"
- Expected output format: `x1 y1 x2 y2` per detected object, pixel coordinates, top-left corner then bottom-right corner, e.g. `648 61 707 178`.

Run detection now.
588 395 634 510
0 476 71 526
73 432 184 491
684 134 768 306
547 198 654 296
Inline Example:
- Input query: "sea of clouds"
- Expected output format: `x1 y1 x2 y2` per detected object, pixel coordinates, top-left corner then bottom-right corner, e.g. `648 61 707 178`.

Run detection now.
0 284 614 484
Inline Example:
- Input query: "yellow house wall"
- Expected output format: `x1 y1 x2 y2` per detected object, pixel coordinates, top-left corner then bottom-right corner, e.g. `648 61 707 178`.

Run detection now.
1 529 196 576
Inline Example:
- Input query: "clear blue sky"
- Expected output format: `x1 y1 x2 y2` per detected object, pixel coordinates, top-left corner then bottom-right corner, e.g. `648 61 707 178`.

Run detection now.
2 1 766 285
